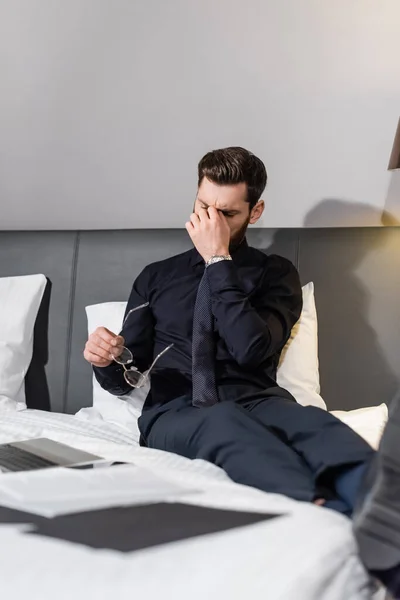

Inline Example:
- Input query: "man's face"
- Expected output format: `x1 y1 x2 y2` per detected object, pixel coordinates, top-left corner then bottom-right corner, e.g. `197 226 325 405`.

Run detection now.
194 177 264 246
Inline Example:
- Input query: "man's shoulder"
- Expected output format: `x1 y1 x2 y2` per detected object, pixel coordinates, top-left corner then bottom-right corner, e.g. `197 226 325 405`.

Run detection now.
246 246 298 273
143 249 195 277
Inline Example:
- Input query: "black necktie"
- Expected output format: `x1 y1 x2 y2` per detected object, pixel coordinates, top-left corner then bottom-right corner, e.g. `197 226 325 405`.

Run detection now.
192 269 219 407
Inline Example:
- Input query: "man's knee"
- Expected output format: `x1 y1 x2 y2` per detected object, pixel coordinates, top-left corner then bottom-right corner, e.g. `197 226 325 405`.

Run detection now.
147 402 247 457
196 402 254 443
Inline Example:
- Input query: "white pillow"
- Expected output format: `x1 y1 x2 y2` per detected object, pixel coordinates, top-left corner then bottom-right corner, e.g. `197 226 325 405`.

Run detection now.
85 302 147 441
85 281 324 436
0 274 47 411
277 282 326 409
331 404 388 450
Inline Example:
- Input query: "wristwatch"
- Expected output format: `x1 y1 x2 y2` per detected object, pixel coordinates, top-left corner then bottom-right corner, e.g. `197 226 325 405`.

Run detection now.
205 255 233 267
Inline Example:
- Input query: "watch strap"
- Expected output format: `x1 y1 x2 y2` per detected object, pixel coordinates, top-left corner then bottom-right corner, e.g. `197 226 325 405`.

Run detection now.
205 255 233 267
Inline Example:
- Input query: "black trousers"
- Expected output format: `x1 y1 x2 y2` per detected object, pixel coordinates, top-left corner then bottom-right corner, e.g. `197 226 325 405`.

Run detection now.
138 392 374 505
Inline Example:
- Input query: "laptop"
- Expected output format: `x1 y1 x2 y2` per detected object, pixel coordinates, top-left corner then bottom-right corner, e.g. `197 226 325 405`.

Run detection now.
0 438 102 473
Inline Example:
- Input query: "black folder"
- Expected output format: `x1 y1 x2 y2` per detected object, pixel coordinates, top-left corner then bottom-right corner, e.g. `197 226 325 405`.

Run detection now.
0 502 281 553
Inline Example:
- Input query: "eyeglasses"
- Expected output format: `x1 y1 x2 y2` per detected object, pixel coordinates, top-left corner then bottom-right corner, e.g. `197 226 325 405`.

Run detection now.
113 302 173 388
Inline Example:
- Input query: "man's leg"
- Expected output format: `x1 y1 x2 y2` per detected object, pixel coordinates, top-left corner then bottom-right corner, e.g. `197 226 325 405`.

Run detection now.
244 392 400 598
139 396 319 502
244 396 374 513
353 392 400 574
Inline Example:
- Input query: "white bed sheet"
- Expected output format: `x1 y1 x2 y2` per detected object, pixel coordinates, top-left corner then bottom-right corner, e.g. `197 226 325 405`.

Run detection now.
0 408 379 600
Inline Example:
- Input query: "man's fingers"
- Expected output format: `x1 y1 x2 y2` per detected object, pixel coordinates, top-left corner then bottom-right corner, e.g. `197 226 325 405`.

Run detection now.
197 206 209 221
83 349 112 367
96 327 118 345
190 213 200 227
91 334 114 353
185 222 194 238
110 345 124 359
207 206 219 220
86 341 114 361
84 325 125 367
218 210 228 225
92 335 124 356
86 340 124 361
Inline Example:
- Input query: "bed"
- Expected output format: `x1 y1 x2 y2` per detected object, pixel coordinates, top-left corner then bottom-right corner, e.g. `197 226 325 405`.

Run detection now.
0 408 375 600
1 227 399 600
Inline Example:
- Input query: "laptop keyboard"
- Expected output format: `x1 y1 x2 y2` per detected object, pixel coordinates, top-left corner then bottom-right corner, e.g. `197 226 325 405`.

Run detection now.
0 444 58 472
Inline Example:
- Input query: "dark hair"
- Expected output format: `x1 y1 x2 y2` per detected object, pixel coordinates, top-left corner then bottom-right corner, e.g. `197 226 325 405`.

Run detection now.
198 146 267 209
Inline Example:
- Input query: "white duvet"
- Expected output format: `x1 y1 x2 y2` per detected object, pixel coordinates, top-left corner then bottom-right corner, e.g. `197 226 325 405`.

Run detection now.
0 408 380 600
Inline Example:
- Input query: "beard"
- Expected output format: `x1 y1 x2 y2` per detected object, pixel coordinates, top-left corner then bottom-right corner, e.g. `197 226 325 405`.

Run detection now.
229 217 250 251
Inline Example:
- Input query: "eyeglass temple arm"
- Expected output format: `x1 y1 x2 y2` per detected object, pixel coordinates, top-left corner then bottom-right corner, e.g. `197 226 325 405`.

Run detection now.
145 344 174 375
121 302 150 330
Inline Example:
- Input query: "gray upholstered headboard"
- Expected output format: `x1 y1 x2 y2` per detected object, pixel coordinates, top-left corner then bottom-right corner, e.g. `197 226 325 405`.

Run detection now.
0 228 399 414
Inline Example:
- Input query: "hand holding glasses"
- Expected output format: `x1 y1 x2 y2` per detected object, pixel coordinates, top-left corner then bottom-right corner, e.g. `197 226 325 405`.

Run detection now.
112 302 173 388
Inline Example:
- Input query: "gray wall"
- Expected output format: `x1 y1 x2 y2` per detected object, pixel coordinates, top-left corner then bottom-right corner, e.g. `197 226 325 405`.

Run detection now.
1 0 399 230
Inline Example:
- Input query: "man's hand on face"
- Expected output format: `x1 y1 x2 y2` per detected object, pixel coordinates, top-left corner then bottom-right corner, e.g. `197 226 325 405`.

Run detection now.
185 206 231 263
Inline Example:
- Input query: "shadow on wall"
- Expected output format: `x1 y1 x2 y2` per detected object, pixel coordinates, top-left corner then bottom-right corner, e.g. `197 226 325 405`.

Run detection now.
25 277 52 411
305 200 399 410
304 197 399 227
262 199 400 410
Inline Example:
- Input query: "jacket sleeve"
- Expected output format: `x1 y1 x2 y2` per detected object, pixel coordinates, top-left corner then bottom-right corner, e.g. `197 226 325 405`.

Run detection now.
207 255 302 369
93 266 155 396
